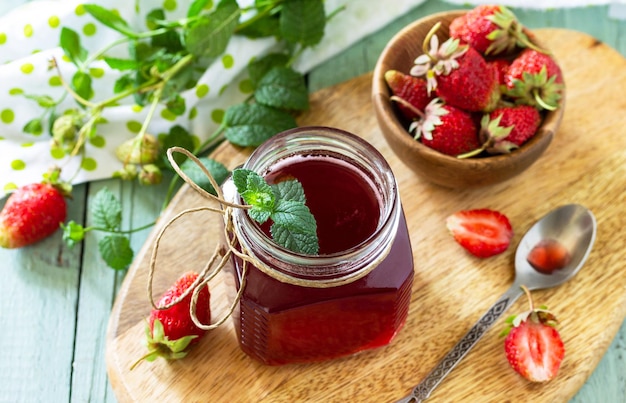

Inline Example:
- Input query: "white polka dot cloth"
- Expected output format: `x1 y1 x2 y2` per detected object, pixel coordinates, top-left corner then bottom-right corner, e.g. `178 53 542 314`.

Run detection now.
0 0 622 198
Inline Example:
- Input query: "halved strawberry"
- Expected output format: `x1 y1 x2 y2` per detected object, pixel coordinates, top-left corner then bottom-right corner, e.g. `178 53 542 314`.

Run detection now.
502 286 565 382
446 208 513 258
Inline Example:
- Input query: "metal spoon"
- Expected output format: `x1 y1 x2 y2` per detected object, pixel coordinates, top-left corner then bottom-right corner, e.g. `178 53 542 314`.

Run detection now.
396 204 597 403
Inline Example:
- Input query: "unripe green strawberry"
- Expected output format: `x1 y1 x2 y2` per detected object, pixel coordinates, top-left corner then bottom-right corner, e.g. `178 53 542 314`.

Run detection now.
115 133 160 165
0 181 69 248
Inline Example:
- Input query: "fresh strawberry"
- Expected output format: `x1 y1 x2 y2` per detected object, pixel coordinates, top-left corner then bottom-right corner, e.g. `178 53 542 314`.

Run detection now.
502 286 565 382
0 169 70 248
488 58 511 86
446 208 513 258
449 5 544 56
410 98 479 156
132 271 211 369
411 25 501 112
504 48 564 111
460 105 541 157
385 69 433 120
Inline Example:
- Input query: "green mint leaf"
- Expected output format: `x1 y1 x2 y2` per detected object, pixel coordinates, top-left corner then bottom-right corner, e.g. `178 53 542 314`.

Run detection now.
247 53 290 88
72 71 93 101
104 57 140 71
83 4 138 38
98 234 134 270
160 125 196 166
271 180 305 204
60 27 87 68
224 104 297 147
255 66 309 111
61 220 87 248
23 118 44 135
270 200 319 255
91 188 122 231
236 12 280 39
184 0 241 58
187 0 211 18
232 169 275 223
180 157 230 196
280 0 326 48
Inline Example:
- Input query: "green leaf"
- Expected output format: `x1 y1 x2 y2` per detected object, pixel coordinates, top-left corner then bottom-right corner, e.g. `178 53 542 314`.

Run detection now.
23 118 44 135
104 57 140 71
166 94 186 116
60 27 87 68
232 168 275 223
272 180 305 204
83 4 138 38
160 125 197 167
72 71 93 101
23 94 57 108
91 188 122 231
236 12 280 39
98 234 134 270
224 104 297 147
61 220 87 248
187 0 211 18
270 200 318 255
113 74 134 94
255 66 309 110
247 53 290 88
180 157 230 196
184 0 240 58
280 0 326 48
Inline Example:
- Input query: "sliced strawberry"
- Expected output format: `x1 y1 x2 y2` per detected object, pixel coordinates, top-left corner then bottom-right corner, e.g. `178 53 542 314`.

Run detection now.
503 286 565 382
446 209 513 258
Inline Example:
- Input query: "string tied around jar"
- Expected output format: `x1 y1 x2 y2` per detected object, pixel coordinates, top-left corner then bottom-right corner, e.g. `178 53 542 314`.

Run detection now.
147 146 393 330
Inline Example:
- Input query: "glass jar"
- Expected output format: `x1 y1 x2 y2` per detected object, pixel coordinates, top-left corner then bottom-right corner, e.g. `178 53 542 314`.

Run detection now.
223 126 414 365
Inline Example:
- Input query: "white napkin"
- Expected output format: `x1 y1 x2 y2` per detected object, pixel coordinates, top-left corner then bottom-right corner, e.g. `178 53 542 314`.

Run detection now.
0 0 622 198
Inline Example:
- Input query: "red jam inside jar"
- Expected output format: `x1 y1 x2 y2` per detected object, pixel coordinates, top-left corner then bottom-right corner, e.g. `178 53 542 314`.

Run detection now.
227 127 414 365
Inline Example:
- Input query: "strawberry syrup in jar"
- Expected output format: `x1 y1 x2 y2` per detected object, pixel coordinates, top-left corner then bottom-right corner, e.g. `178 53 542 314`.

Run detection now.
224 127 414 365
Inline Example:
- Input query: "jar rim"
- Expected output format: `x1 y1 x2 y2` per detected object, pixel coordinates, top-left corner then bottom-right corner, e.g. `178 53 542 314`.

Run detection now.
231 126 400 282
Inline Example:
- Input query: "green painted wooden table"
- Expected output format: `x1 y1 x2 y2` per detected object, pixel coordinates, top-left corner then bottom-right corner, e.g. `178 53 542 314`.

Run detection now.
1 1 624 401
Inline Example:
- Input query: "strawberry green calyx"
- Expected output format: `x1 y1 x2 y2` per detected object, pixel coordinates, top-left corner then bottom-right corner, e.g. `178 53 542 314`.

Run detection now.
501 285 559 337
485 6 547 55
130 319 198 370
42 166 72 198
506 67 563 111
410 22 468 94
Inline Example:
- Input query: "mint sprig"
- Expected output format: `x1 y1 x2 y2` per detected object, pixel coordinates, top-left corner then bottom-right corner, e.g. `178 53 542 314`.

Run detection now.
232 169 319 255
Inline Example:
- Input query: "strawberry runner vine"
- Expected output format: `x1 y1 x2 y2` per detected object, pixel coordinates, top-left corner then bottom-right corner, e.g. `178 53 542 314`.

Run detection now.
43 0 343 270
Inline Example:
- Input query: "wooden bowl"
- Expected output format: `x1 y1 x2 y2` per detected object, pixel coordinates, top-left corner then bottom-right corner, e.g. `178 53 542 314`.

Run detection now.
372 10 565 189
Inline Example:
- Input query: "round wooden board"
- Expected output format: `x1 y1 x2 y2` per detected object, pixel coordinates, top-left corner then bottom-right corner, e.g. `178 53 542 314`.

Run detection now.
106 29 626 402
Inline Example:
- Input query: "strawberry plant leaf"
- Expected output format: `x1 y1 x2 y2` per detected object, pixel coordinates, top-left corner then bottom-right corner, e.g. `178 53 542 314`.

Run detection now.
184 0 241 58
180 157 230 196
98 234 134 270
104 57 140 71
83 4 138 38
72 71 93 101
187 0 211 18
255 66 309 111
91 188 122 231
23 118 44 135
224 104 297 147
280 0 326 47
60 27 87 68
61 220 87 248
247 53 290 88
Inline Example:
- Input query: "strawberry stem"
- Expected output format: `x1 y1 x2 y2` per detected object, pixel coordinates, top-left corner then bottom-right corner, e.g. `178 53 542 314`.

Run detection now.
521 285 534 311
389 95 425 118
422 22 442 63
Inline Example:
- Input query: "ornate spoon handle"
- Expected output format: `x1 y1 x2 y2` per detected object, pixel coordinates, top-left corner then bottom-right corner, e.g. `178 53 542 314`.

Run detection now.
395 285 523 403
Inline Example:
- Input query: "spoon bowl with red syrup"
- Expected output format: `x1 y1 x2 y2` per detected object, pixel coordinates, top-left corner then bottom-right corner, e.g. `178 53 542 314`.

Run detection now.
397 204 597 403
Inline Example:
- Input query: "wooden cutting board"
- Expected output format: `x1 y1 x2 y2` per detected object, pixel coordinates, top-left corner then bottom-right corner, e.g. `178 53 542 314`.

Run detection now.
106 29 626 402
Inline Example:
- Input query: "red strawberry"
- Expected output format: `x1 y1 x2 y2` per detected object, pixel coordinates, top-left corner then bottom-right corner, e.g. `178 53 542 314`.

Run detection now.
132 271 211 369
527 239 571 274
411 25 501 112
384 69 433 120
504 48 564 111
449 5 544 56
502 286 565 382
446 208 513 258
0 169 70 248
488 58 511 86
410 98 479 156
461 105 542 157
